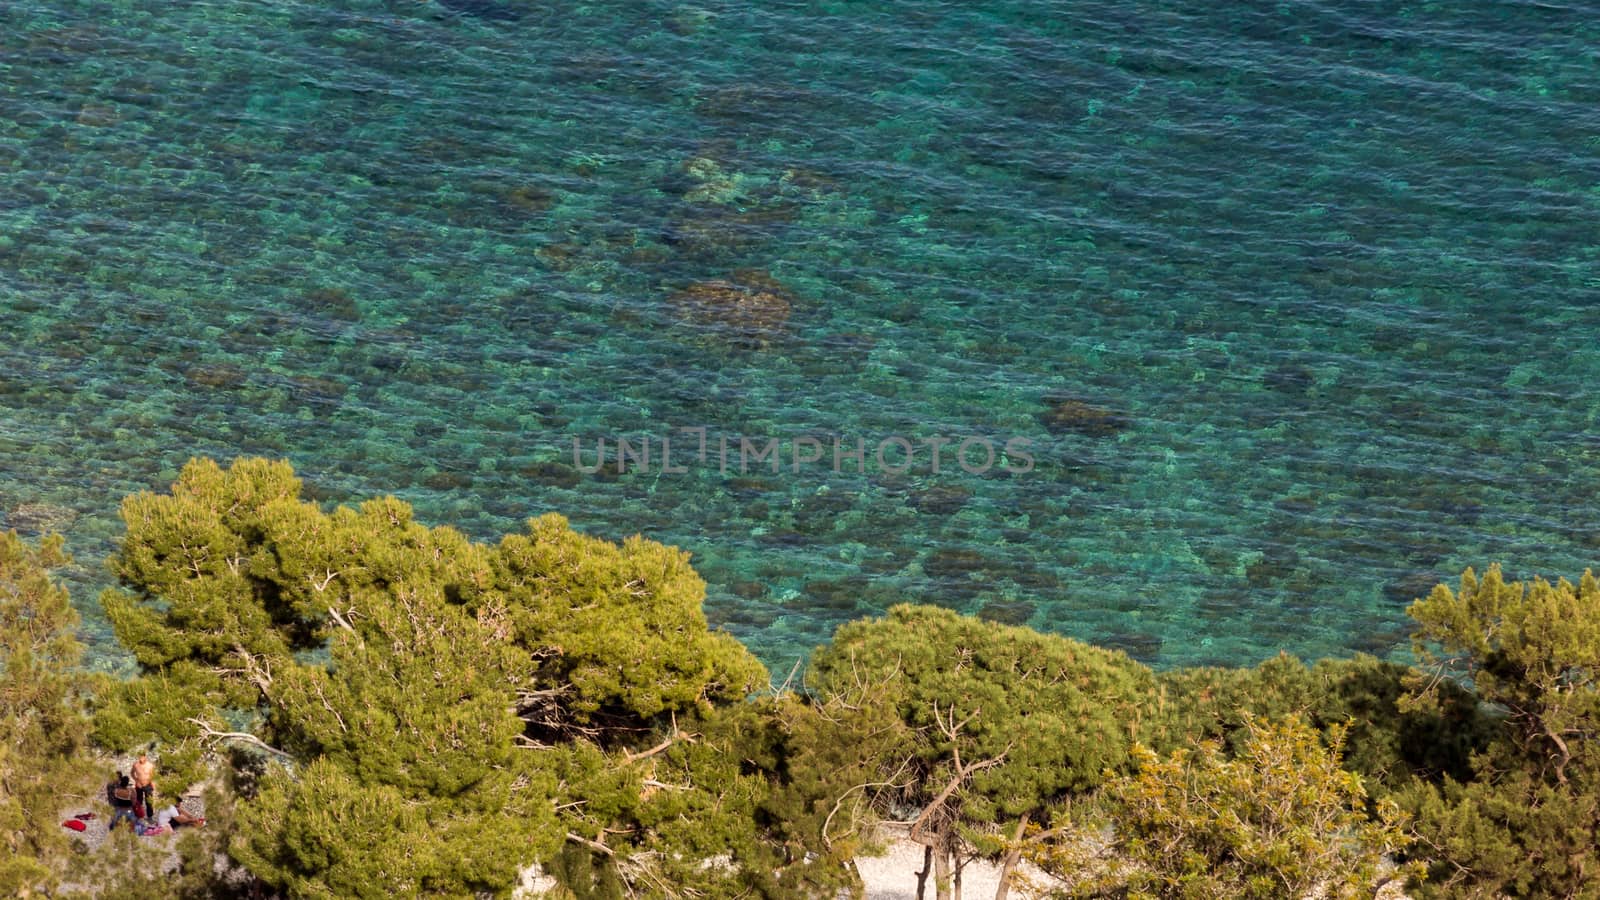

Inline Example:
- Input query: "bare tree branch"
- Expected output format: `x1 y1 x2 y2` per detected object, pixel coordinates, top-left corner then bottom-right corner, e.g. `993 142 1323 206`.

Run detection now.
566 831 615 857
188 718 294 761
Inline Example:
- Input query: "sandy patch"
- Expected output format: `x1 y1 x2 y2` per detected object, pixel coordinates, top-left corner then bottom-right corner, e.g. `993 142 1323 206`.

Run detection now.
856 827 1058 900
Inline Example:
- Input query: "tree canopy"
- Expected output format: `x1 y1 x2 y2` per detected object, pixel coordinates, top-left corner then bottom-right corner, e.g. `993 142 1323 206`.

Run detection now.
92 458 781 897
808 604 1159 900
1043 715 1419 899
14 456 1600 899
0 530 92 897
1402 565 1600 897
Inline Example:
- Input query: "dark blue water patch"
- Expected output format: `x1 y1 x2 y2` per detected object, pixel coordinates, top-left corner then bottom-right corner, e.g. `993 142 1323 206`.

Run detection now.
432 0 525 23
2 0 1599 672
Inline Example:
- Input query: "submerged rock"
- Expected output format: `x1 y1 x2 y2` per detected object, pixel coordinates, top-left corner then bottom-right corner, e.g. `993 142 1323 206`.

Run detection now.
519 460 581 489
923 547 987 580
184 363 248 391
666 6 716 36
435 0 523 21
1264 363 1314 396
5 502 78 534
907 484 972 515
1099 630 1164 662
662 203 796 258
497 183 555 215
297 287 361 321
977 599 1035 626
1383 570 1445 606
1038 395 1129 438
669 271 793 345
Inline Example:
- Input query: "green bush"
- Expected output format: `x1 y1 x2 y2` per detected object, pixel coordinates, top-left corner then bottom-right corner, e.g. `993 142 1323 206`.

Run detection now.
1044 716 1419 899
1403 565 1600 898
809 604 1158 900
0 531 93 897
1153 651 1487 793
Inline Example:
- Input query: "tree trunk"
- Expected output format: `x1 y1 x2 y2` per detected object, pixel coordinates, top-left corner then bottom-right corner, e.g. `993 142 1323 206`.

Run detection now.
915 843 932 900
993 812 1030 900
933 829 952 900
953 854 963 900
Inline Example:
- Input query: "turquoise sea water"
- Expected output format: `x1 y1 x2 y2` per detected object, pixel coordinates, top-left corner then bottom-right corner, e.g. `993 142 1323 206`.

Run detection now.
3 0 1598 671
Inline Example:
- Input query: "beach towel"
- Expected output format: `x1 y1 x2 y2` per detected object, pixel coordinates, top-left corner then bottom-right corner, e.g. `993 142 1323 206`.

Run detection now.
61 819 87 832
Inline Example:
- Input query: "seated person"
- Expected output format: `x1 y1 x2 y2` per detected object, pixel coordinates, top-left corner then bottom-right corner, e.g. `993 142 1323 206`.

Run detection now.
154 803 205 829
106 773 137 830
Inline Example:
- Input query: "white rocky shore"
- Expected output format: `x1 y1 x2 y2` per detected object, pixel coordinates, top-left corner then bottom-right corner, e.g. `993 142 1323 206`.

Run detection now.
510 825 1059 899
853 828 1058 899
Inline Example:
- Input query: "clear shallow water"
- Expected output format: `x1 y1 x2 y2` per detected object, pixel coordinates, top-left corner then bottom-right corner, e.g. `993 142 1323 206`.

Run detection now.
3 0 1599 671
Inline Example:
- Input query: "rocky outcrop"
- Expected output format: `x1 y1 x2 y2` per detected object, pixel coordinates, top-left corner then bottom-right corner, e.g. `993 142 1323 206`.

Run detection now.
1038 395 1129 438
668 270 793 345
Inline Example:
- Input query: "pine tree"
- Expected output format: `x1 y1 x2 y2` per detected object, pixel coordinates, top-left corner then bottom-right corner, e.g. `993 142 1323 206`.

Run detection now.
1403 565 1600 897
485 512 766 739
0 531 93 897
96 459 566 896
808 604 1158 900
1046 716 1419 899
1152 651 1486 793
95 457 796 898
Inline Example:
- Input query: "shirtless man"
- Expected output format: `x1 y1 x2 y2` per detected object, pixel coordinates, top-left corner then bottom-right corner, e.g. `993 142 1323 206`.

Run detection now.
131 753 156 821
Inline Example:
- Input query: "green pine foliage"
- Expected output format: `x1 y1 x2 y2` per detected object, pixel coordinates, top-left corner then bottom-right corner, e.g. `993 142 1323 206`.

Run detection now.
1153 651 1487 792
1402 564 1600 897
22 456 1600 899
749 688 915 892
808 604 1159 900
557 694 905 900
93 457 799 898
485 512 767 735
1046 716 1419 899
231 598 561 897
0 531 94 898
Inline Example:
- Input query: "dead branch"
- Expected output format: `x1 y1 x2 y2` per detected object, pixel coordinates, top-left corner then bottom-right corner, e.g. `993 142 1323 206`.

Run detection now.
327 605 358 635
229 644 275 692
566 831 615 857
624 713 698 763
908 703 1010 847
187 718 293 761
822 754 917 850
313 681 347 734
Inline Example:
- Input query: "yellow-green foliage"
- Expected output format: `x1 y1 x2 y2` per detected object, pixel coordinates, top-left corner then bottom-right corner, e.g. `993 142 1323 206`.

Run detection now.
809 605 1158 899
1409 564 1600 780
1053 716 1419 899
94 458 782 898
0 531 93 898
1401 565 1600 897
489 513 766 728
1153 651 1486 793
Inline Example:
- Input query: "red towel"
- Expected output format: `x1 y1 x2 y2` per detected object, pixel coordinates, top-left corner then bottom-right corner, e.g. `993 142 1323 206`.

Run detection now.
62 819 87 832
